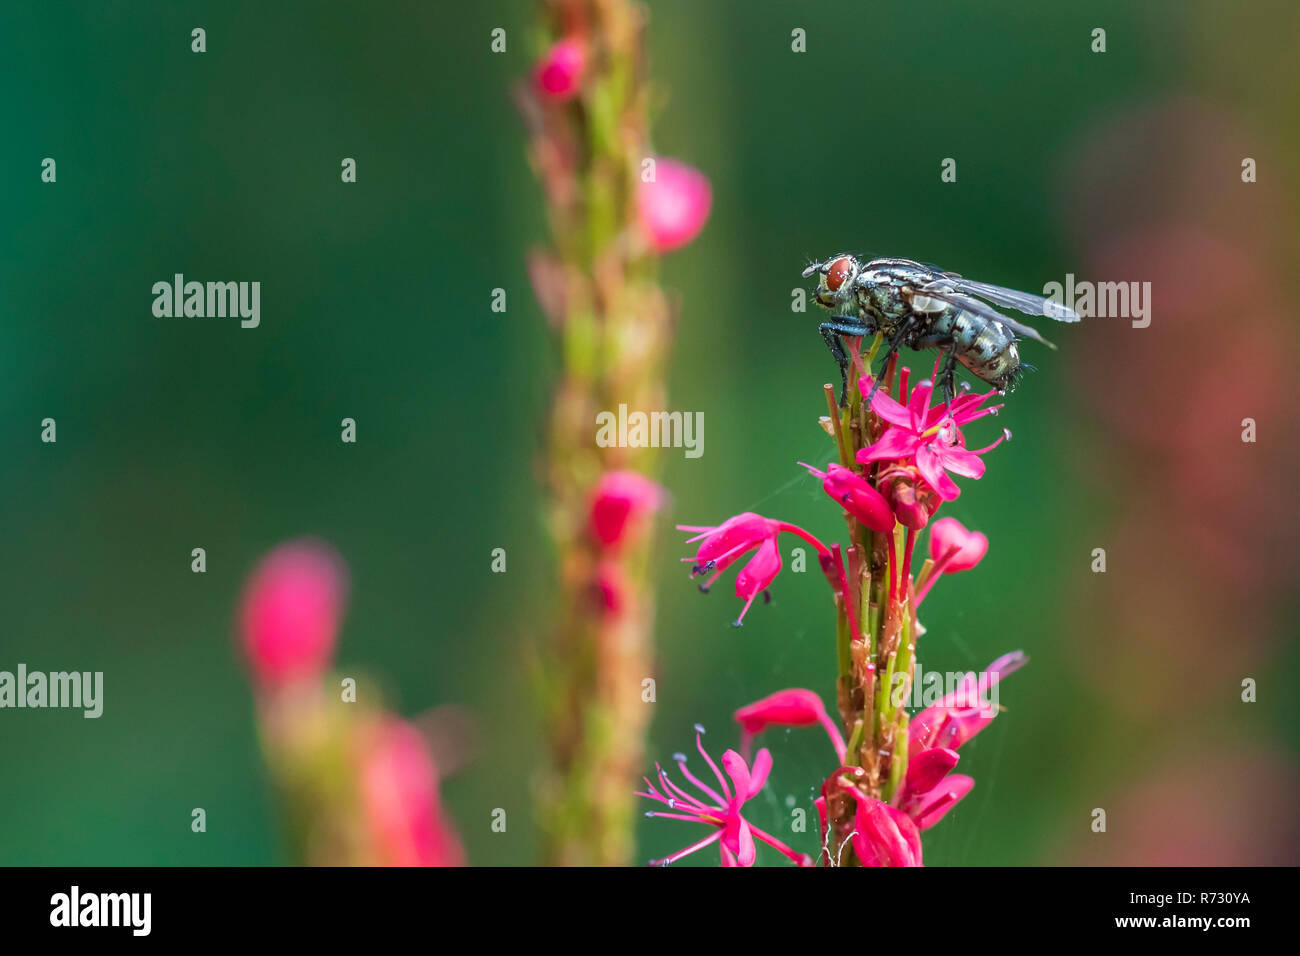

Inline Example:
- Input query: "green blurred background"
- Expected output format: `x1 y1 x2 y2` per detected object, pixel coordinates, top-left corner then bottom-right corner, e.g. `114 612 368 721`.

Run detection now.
2 0 1296 865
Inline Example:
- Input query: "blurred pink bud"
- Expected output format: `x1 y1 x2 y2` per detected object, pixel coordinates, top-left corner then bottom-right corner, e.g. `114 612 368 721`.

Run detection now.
361 718 465 867
638 158 712 253
800 462 894 533
533 37 586 101
928 517 988 572
734 688 846 763
591 560 628 617
238 540 346 688
587 469 664 550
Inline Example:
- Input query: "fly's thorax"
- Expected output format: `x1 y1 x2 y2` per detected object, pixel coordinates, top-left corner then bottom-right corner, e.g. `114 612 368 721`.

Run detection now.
861 282 910 326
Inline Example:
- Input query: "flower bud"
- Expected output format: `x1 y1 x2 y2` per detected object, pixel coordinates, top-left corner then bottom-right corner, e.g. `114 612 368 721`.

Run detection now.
360 718 465 867
238 540 346 689
638 158 712 253
800 462 894 533
587 469 664 551
532 37 586 101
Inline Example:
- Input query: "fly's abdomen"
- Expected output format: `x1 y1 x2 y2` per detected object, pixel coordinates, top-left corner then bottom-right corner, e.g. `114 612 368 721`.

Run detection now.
954 311 1020 388
914 308 1022 389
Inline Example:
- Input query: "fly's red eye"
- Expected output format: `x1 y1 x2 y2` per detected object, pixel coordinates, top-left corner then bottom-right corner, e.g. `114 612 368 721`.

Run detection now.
826 257 853 291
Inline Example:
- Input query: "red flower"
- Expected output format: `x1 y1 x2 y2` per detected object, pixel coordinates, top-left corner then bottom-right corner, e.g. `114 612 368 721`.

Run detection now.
891 746 973 831
679 512 829 626
819 774 923 867
637 728 811 866
914 517 989 606
856 369 1007 501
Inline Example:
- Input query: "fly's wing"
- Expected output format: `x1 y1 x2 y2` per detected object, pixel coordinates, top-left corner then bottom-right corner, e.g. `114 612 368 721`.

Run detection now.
924 275 1080 323
913 285 1058 349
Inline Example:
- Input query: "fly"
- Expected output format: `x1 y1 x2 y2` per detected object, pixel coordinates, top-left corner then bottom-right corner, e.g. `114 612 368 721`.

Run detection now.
803 255 1080 405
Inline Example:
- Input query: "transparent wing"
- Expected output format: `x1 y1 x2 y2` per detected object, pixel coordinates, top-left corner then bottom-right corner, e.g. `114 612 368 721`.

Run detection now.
911 287 1057 349
923 275 1080 323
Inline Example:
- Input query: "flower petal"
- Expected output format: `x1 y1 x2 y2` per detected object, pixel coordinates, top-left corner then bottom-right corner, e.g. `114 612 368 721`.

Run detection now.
746 748 773 798
721 749 752 800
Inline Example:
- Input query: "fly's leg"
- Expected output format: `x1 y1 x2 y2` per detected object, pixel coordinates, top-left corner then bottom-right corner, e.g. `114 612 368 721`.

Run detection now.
819 319 874 406
938 345 959 407
861 322 915 407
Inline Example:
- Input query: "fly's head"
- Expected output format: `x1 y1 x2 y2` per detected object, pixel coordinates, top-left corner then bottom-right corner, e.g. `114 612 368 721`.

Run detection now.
803 254 861 311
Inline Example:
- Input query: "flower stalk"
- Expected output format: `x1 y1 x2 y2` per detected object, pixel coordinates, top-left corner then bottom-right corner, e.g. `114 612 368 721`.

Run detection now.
520 0 711 865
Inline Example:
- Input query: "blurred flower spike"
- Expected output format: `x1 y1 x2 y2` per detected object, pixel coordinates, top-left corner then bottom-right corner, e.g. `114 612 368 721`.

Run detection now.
238 539 466 867
638 158 712 253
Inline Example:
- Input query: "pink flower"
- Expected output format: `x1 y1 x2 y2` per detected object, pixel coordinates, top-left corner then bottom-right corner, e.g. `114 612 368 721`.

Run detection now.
734 688 847 763
908 651 1028 758
638 158 712 253
799 462 895 533
238 540 347 689
637 727 811 866
360 717 465 867
819 772 923 866
929 517 988 571
914 517 988 605
892 746 974 831
532 37 586 101
847 789 924 867
856 368 1007 501
680 512 829 626
587 469 664 551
